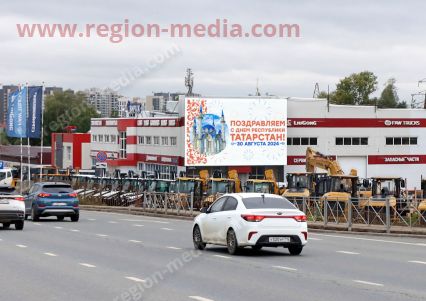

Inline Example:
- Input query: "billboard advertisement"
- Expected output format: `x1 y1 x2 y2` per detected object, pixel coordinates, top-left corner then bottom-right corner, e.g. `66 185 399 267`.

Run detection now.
185 97 287 166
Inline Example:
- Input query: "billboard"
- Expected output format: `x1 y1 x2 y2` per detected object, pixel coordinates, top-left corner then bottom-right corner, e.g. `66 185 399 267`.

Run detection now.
185 97 287 166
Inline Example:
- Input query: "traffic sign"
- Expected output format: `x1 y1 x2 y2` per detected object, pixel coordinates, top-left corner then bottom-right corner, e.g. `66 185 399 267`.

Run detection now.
96 151 108 162
0 161 3 169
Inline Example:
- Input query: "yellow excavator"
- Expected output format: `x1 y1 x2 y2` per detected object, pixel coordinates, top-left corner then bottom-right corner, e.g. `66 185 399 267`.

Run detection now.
199 169 242 206
305 147 359 220
245 169 284 195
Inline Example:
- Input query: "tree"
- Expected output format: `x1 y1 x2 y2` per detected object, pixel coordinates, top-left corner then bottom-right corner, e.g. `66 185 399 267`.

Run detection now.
317 91 329 99
331 71 378 105
43 91 99 145
378 78 401 108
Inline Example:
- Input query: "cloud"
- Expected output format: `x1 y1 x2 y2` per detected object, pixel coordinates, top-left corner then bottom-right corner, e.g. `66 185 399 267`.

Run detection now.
0 0 425 103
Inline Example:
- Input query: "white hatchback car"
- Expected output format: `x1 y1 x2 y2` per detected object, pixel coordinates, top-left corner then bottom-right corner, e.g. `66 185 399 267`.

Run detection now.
0 191 25 230
193 193 307 255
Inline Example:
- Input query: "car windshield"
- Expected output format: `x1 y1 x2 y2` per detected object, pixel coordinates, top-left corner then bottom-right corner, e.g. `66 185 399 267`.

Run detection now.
242 196 296 209
0 172 6 181
42 185 73 193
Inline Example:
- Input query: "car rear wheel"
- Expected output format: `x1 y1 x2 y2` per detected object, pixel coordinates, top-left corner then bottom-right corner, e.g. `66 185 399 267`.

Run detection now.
15 221 24 230
288 245 303 255
193 225 206 250
57 216 64 221
32 207 40 221
3 223 11 229
70 214 79 222
227 229 240 255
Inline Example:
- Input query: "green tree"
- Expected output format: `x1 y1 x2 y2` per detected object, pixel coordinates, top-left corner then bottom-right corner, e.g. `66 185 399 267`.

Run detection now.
331 71 378 105
317 91 329 99
378 78 401 108
43 91 99 145
110 110 119 118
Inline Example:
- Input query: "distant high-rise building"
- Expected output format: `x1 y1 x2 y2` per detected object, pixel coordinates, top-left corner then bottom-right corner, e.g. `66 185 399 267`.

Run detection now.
44 86 63 96
83 88 120 118
0 85 19 127
145 92 195 112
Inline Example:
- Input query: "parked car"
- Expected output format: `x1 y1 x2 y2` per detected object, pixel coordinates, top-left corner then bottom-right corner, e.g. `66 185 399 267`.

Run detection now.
193 193 308 255
25 182 79 222
0 189 25 230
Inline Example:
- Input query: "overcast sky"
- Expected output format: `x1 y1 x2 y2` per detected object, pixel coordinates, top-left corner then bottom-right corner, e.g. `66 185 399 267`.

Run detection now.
1 0 426 105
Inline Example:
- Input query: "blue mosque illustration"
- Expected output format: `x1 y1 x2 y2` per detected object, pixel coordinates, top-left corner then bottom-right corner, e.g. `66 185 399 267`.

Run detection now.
191 106 228 156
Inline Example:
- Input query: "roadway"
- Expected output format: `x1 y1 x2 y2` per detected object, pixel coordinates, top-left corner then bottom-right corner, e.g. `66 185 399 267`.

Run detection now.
0 211 425 301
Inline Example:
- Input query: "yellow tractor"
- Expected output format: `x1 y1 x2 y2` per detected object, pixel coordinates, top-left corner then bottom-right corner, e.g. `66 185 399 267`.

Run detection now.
199 169 242 207
246 169 284 195
359 177 406 222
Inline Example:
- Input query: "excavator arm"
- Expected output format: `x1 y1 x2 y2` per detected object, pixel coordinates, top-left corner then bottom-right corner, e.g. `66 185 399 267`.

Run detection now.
306 147 353 176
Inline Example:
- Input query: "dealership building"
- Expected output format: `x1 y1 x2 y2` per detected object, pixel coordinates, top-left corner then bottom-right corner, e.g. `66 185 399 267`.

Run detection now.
52 97 426 189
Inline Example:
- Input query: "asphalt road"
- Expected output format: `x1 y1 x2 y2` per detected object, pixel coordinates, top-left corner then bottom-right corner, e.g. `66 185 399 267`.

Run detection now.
0 211 426 301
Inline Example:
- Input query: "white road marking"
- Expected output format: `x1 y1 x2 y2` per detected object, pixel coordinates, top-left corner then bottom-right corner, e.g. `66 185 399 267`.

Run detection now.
129 240 142 243
33 223 41 226
79 263 96 268
120 218 169 224
108 221 118 224
308 237 322 241
353 280 383 287
409 260 426 265
96 234 108 237
44 252 58 257
125 276 146 283
161 227 173 231
311 233 426 247
88 218 96 221
54 226 63 229
16 244 27 248
167 246 182 250
189 296 215 301
272 265 297 271
133 224 145 227
336 251 360 255
71 229 80 232
213 255 231 259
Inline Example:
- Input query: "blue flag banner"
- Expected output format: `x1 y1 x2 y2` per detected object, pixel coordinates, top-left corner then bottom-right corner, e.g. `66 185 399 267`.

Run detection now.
27 86 43 139
6 87 28 138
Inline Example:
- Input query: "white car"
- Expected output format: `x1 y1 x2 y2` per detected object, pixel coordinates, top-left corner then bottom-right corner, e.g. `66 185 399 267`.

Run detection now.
193 193 307 255
0 191 25 230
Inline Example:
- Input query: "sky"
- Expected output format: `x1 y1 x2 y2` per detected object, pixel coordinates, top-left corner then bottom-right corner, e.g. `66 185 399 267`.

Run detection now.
1 0 426 106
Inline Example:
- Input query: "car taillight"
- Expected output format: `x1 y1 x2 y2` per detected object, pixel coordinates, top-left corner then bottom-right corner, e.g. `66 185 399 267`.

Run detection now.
69 193 78 197
73 203 79 208
14 197 25 201
38 193 51 198
293 215 307 222
38 203 46 208
241 214 265 222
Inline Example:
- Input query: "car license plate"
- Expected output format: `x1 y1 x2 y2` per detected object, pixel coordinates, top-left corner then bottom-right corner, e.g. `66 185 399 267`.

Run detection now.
269 237 290 243
53 202 67 206
0 200 9 204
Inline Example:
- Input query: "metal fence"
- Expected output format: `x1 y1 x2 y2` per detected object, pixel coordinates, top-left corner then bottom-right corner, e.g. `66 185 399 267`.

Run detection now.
79 188 426 231
286 196 426 232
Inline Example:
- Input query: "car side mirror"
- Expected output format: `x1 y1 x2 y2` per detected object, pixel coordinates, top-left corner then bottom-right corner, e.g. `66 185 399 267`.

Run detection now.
200 207 208 213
